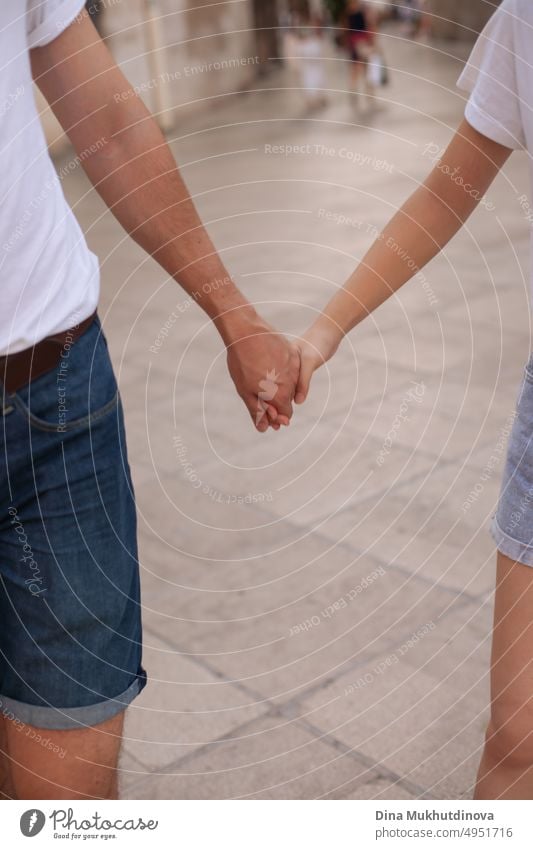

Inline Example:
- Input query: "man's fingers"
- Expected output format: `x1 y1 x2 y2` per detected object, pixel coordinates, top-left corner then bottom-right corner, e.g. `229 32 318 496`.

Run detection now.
252 398 270 432
266 404 286 431
273 391 294 422
260 399 290 430
265 404 278 422
257 400 278 425
295 353 315 404
251 398 287 433
259 400 286 430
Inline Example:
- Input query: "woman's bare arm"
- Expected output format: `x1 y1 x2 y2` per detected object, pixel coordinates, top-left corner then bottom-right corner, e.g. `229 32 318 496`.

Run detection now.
295 118 513 401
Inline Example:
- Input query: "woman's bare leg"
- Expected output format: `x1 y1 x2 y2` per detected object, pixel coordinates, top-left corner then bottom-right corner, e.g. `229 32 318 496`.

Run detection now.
475 551 533 799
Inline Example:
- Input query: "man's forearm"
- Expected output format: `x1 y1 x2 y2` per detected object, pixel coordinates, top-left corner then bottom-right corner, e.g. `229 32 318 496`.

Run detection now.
76 96 255 340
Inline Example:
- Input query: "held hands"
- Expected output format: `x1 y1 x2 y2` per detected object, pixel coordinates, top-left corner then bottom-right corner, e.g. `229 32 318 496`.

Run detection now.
225 312 342 432
225 313 301 433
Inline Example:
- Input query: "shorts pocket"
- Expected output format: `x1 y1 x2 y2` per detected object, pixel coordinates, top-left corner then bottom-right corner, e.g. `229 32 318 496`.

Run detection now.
10 317 120 434
12 389 119 433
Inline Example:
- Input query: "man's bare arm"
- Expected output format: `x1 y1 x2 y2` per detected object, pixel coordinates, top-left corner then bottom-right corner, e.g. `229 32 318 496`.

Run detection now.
30 10 299 430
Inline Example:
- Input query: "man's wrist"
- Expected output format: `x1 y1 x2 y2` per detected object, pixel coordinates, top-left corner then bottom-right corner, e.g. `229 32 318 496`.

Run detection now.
213 300 265 348
183 270 262 347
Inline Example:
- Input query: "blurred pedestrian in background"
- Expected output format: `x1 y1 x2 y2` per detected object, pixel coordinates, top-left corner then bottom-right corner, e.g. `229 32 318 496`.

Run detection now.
344 0 384 114
398 0 431 38
297 14 328 111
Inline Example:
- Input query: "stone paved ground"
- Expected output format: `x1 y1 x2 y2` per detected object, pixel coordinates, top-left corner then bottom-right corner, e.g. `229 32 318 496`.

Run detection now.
58 24 531 799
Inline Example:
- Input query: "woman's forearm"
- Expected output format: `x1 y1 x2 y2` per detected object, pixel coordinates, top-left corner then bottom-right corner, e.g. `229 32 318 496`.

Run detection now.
319 119 512 339
322 182 466 335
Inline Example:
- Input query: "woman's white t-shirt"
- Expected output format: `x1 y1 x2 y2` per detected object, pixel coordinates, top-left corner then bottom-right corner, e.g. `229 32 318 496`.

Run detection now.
457 0 530 151
1 0 99 356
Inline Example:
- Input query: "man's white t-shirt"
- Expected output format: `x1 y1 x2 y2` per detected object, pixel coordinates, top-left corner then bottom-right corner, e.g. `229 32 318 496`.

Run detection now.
1 0 99 356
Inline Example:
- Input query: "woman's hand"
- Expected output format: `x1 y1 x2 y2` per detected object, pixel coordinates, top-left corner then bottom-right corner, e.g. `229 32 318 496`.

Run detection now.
293 318 343 405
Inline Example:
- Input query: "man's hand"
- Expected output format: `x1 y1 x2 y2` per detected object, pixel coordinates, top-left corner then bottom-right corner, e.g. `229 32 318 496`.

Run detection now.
292 317 343 405
224 311 301 433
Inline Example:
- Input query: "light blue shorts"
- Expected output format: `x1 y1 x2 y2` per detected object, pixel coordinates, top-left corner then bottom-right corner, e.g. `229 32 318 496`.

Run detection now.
492 354 533 566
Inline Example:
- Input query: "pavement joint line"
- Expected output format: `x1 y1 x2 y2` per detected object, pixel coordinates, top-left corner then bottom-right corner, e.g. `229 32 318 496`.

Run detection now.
142 622 278 707
268 594 478 714
143 588 475 719
245 497 484 604
289 715 437 801
121 705 279 793
119 746 149 776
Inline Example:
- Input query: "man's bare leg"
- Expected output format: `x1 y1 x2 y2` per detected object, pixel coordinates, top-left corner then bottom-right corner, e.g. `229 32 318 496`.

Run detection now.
475 552 533 799
0 711 124 799
0 717 15 799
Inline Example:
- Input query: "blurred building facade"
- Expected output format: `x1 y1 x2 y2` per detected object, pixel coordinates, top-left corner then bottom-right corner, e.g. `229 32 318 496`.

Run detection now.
40 0 267 148
427 0 501 39
102 0 499 126
39 0 502 149
103 0 260 124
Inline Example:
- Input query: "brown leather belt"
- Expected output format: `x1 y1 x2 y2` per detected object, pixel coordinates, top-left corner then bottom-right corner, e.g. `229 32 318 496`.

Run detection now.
0 311 97 396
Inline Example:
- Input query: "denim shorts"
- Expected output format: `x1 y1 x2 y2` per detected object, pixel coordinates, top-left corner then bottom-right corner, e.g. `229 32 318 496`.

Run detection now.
492 354 533 566
0 315 146 730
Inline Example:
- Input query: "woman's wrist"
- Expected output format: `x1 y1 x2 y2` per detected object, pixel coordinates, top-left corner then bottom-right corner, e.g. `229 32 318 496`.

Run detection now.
312 313 345 357
294 314 345 404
